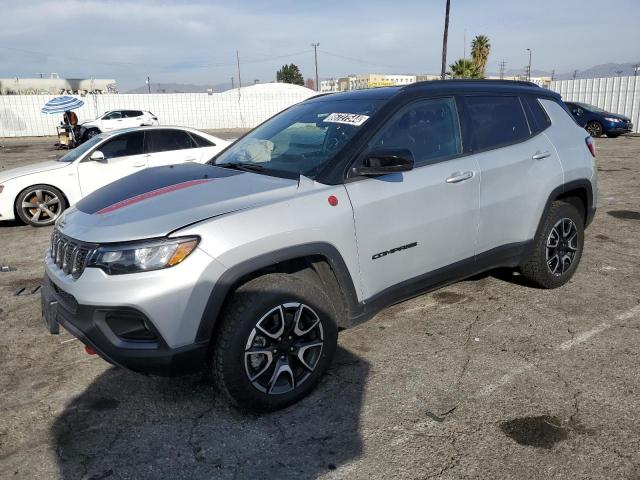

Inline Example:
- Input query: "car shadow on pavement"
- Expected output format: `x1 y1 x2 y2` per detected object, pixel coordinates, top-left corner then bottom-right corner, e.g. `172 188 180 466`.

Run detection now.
51 346 368 480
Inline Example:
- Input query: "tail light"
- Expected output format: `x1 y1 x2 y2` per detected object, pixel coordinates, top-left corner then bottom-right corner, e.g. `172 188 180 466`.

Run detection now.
585 136 596 157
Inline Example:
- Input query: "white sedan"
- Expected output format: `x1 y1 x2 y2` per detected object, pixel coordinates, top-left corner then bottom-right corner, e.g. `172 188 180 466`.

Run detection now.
0 126 230 227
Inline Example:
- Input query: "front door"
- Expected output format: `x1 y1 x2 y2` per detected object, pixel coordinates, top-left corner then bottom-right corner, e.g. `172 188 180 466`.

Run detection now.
77 131 147 196
345 97 480 299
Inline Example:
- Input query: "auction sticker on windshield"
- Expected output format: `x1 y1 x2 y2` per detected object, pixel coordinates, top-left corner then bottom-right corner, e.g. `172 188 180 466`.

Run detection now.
324 113 369 126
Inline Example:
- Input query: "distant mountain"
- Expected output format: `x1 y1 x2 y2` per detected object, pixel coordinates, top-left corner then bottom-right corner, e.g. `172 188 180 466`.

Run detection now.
126 82 233 93
555 62 639 80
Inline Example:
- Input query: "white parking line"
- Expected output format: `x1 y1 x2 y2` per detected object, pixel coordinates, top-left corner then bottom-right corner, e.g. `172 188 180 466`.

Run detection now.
477 304 640 397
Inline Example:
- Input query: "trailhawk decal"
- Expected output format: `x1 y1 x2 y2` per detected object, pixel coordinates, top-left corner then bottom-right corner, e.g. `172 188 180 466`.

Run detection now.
323 113 370 126
96 179 214 214
372 242 418 260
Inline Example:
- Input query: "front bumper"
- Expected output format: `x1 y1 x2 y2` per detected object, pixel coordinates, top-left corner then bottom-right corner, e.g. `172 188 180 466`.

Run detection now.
0 194 16 221
42 273 208 375
42 245 227 375
605 122 633 135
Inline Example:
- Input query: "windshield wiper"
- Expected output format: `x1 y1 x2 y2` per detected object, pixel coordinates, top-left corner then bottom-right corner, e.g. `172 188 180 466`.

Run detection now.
217 162 267 173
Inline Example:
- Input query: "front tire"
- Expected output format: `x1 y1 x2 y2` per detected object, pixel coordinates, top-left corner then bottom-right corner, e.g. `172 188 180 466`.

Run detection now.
585 121 603 138
520 201 584 289
15 185 67 227
212 273 338 412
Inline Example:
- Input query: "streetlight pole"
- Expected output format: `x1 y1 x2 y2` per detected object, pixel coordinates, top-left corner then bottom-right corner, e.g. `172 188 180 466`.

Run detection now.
526 48 532 81
440 0 451 80
311 43 320 91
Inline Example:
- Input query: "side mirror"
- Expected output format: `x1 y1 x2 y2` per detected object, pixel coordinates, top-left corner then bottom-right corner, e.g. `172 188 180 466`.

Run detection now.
353 148 414 176
89 150 105 161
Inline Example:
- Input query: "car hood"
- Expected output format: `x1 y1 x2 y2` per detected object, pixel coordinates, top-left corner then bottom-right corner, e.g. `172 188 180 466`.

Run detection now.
58 163 299 243
0 160 70 183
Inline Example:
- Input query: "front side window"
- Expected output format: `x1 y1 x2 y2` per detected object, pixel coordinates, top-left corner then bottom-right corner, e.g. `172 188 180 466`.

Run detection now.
145 129 196 153
369 97 462 167
465 96 530 151
98 132 144 159
58 134 107 162
213 98 384 179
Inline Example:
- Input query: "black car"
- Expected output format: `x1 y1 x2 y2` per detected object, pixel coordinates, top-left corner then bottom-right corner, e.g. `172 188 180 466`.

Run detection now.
565 101 633 138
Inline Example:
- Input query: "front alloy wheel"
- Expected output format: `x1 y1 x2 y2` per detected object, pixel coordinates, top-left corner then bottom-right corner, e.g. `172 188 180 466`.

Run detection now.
16 185 66 227
212 273 338 412
245 302 324 394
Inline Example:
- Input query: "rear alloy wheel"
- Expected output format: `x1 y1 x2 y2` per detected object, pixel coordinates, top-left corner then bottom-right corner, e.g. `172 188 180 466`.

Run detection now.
585 121 603 138
520 200 584 288
15 185 66 227
212 273 338 412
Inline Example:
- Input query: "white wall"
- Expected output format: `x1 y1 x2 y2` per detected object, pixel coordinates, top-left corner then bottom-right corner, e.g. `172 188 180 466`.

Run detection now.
550 76 640 133
0 83 317 137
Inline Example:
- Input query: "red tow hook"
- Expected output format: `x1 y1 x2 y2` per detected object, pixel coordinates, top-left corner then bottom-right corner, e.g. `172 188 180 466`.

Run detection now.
84 345 97 355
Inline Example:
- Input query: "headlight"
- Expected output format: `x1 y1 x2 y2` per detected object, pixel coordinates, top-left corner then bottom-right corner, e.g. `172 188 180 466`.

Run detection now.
88 237 199 274
604 117 621 123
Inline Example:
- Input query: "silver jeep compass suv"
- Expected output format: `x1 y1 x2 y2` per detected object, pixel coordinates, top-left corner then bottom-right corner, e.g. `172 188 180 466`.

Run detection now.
42 80 597 411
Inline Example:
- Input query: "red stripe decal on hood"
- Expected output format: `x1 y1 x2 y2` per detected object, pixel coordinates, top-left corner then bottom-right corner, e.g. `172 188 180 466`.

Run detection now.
96 178 214 215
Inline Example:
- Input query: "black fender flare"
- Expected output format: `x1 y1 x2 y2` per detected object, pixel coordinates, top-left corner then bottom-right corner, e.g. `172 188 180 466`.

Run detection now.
534 179 595 243
195 242 360 343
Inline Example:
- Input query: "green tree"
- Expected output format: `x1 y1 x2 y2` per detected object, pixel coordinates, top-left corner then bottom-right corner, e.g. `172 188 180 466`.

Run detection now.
276 64 304 85
449 58 482 79
470 35 491 76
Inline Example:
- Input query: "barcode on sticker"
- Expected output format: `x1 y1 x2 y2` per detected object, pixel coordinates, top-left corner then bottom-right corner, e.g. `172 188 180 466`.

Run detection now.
323 113 369 126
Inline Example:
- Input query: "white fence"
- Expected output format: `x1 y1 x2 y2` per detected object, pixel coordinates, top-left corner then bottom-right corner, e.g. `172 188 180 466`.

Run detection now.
0 83 317 137
550 76 640 133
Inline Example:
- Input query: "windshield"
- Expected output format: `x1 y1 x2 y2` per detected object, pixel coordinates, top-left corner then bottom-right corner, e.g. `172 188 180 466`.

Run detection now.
576 102 607 113
212 98 384 179
57 133 108 162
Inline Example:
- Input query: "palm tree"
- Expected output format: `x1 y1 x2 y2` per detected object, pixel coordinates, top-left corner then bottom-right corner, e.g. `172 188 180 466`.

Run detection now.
449 58 481 79
470 35 491 76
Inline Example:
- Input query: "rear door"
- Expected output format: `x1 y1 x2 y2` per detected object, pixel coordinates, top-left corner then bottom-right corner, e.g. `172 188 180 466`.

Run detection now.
464 94 563 254
144 129 202 167
345 96 480 299
123 110 145 128
77 131 147 195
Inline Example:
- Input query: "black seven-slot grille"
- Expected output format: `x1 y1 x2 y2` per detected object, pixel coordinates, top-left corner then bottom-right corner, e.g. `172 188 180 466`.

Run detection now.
50 229 97 279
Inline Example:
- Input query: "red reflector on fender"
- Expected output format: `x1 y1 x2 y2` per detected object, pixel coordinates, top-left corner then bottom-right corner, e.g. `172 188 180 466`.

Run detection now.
85 345 97 355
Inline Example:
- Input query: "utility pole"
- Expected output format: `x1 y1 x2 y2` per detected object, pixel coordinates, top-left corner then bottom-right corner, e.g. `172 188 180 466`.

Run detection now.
526 48 532 81
551 69 555 82
146 76 151 94
311 43 320 91
634 64 640 77
499 60 506 80
236 50 242 90
440 0 451 80
231 76 235 89
573 69 578 80
463 28 466 59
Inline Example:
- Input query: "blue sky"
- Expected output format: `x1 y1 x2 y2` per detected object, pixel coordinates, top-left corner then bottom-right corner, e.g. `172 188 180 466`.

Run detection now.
1 0 639 90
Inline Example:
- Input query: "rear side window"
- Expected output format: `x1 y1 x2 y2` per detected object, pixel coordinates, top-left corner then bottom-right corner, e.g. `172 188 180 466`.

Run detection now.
371 97 462 167
190 133 215 147
124 110 143 118
522 96 551 134
145 129 196 153
465 96 530 151
98 131 144 159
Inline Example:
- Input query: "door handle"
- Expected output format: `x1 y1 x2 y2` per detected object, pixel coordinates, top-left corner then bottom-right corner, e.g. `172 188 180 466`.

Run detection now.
446 171 474 183
532 151 551 160
184 157 197 162
132 162 146 167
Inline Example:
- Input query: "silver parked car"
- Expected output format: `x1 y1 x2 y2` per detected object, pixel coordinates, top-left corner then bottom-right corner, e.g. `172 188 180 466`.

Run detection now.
42 80 597 411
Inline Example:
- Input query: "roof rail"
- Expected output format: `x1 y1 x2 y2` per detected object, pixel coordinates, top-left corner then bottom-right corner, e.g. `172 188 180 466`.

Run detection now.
405 79 541 89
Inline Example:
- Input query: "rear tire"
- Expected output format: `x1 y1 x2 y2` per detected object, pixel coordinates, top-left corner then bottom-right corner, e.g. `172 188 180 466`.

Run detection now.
15 185 67 227
520 201 584 289
212 273 338 412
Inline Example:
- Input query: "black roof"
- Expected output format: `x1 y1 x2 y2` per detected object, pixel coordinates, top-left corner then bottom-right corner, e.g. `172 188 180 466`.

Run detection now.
309 79 558 102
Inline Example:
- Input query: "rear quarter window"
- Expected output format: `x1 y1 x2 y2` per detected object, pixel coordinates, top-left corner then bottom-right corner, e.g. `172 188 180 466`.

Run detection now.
522 96 551 134
465 95 530 151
